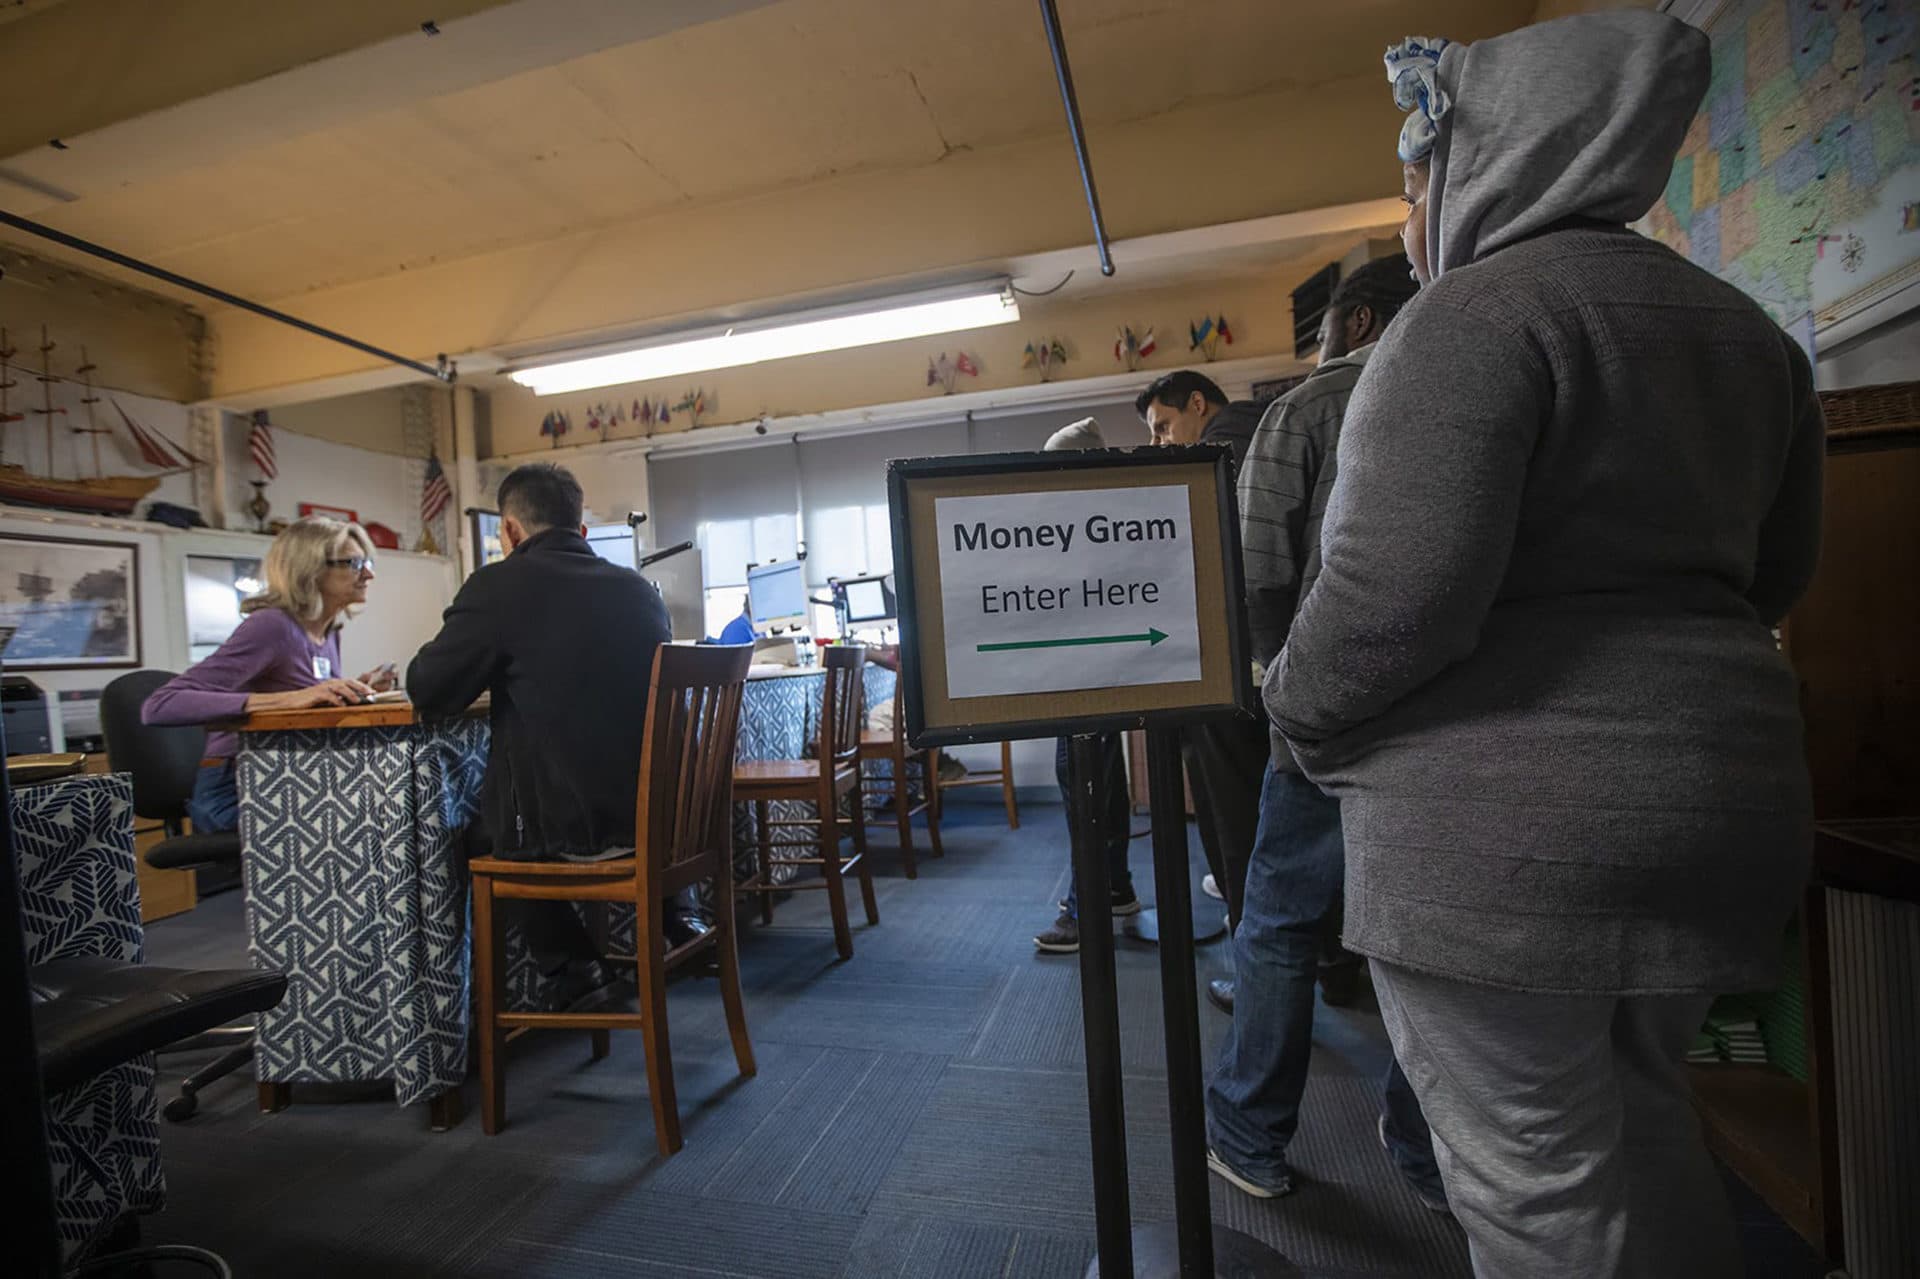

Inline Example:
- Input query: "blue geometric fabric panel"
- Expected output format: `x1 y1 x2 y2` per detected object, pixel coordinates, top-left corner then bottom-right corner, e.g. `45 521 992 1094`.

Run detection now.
233 671 895 1105
238 719 486 1107
46 1060 165 1260
12 773 164 1261
16 773 142 966
732 667 896 886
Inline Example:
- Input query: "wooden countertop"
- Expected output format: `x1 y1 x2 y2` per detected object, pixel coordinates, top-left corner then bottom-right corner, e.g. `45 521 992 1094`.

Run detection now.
231 697 487 733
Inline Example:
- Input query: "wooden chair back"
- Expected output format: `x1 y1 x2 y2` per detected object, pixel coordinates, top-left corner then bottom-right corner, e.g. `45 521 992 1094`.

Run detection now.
818 645 868 775
636 643 754 901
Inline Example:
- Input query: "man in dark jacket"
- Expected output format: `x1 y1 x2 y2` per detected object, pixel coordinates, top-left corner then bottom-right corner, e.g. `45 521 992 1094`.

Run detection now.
409 463 676 991
1134 372 1268 948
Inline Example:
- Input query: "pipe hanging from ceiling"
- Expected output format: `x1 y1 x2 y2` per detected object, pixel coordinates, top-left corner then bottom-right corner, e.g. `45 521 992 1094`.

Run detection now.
1036 0 1115 277
0 208 455 384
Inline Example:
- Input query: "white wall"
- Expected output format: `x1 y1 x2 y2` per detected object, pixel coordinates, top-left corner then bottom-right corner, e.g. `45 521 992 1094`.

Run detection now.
478 446 651 533
223 415 420 540
0 504 456 744
580 448 652 528
338 550 459 679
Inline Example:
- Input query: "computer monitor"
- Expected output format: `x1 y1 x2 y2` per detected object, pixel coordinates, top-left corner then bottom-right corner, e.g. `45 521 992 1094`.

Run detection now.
839 573 895 624
746 560 808 631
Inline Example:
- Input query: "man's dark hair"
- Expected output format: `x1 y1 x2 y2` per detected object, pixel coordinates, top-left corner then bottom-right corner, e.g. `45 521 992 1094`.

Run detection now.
1330 253 1420 332
497 462 584 533
1135 370 1229 419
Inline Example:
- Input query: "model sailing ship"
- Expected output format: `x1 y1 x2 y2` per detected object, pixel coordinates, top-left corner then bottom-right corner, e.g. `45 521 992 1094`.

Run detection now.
0 325 199 516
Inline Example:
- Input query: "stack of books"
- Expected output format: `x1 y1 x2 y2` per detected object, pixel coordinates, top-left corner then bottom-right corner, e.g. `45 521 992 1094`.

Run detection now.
1688 1000 1771 1066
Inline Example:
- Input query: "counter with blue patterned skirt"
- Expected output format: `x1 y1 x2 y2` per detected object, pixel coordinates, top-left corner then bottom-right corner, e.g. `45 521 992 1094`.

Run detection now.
231 664 895 1121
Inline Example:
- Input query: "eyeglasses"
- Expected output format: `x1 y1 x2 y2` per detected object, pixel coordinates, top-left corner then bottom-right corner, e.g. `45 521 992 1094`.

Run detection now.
326 556 376 574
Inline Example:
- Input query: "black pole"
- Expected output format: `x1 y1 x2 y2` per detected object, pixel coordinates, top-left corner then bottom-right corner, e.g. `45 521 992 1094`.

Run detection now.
0 209 454 383
1145 728 1214 1274
1036 0 1116 277
1068 733 1134 1276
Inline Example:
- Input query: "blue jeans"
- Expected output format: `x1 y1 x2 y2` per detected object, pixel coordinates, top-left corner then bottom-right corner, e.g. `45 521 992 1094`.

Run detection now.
1206 765 1345 1185
1206 765 1441 1190
1055 734 1134 919
189 760 240 834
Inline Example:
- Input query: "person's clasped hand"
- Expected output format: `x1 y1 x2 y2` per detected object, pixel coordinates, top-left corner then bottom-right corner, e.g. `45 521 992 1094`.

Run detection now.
358 662 400 692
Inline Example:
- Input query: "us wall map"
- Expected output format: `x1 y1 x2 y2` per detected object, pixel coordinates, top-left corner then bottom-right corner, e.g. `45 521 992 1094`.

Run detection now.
1643 0 1920 355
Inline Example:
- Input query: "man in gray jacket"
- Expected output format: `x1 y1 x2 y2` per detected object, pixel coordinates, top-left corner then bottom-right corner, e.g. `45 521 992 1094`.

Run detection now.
1205 254 1432 1206
1272 15 1822 1274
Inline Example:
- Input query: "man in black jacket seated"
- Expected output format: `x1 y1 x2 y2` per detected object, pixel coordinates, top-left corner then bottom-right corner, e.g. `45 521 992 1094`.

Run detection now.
409 462 691 1004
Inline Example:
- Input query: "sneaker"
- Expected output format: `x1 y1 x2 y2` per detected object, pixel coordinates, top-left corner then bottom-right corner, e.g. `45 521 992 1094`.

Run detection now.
1207 1146 1292 1199
1034 912 1081 954
1378 1115 1451 1214
1201 873 1224 901
1056 890 1145 918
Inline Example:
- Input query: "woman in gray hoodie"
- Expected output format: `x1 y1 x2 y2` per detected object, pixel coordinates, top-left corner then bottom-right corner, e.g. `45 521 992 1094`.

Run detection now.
1268 13 1823 1277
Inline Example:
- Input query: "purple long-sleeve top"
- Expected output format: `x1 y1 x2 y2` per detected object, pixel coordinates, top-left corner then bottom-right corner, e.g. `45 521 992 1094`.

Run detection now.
142 608 343 759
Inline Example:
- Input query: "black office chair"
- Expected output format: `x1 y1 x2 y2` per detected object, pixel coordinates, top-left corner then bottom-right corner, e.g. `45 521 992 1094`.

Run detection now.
35 957 286 1276
99 671 254 1121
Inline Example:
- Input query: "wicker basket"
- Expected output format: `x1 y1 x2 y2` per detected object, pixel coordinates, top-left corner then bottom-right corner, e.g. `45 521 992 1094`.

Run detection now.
1817 379 1920 439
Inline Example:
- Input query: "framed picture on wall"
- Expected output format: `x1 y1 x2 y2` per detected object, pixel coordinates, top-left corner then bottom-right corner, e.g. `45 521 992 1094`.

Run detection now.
298 502 359 523
0 534 141 669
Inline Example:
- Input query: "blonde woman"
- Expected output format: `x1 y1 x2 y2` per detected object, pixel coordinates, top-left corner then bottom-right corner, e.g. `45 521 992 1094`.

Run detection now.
144 517 395 832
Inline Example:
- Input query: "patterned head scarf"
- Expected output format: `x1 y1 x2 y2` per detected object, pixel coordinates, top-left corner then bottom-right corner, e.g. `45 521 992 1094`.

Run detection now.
1385 37 1453 164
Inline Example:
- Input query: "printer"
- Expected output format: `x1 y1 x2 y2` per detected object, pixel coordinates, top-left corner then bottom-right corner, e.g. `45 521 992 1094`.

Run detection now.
2 675 54 755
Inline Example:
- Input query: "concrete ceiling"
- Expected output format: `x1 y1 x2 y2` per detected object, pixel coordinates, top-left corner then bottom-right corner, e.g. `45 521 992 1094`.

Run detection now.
0 0 1541 398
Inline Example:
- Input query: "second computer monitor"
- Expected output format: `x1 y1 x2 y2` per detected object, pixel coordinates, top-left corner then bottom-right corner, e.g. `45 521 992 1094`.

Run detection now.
746 559 809 631
840 573 895 624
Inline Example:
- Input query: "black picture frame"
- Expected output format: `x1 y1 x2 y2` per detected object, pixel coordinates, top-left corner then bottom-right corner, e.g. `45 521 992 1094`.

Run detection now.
0 533 142 670
886 444 1255 748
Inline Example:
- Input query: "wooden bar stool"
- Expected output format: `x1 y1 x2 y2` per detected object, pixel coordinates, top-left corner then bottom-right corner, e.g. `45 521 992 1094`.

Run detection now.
857 675 942 878
734 645 875 960
937 739 1021 830
469 644 756 1155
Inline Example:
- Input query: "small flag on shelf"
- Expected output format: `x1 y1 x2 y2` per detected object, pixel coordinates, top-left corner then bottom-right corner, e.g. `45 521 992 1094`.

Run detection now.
248 410 278 480
421 453 452 525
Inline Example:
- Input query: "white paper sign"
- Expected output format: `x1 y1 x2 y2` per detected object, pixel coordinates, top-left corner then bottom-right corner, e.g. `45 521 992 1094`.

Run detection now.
935 485 1201 699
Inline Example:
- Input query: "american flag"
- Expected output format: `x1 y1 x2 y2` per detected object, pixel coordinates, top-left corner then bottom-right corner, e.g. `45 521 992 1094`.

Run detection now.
248 410 277 480
421 452 452 525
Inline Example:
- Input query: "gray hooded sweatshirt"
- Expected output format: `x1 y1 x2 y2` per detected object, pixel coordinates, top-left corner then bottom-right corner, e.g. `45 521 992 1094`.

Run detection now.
1268 11 1824 996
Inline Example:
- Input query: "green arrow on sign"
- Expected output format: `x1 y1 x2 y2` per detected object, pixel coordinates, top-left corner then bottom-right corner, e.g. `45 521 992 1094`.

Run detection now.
977 628 1168 653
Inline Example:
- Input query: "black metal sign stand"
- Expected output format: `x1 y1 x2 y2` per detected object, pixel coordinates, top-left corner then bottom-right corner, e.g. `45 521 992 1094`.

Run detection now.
1069 729 1296 1278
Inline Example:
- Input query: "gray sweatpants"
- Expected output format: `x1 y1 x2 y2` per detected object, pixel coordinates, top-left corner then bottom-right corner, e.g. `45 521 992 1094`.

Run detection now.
1372 961 1740 1279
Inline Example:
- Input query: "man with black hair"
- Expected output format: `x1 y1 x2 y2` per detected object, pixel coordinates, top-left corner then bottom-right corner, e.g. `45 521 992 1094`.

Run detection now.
1134 371 1269 956
1134 369 1260 465
410 462 679 1002
1207 253 1443 1209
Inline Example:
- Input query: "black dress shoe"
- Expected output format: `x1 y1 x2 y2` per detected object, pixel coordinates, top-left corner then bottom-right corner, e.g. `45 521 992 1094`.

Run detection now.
1207 978 1235 1014
663 911 713 950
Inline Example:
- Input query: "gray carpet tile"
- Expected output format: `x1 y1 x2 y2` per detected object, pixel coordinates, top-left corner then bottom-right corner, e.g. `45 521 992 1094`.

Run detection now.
646 1046 945 1214
748 971 1004 1056
869 1062 1179 1236
500 1185 861 1278
133 804 1829 1278
841 1213 1096 1279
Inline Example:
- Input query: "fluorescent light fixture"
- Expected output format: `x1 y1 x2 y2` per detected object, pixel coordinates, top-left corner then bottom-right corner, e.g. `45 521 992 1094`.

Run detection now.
507 285 1019 396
